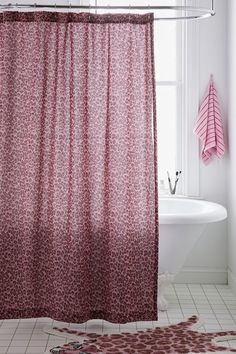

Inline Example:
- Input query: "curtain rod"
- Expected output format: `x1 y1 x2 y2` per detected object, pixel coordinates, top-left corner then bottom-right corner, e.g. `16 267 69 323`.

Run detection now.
0 3 215 21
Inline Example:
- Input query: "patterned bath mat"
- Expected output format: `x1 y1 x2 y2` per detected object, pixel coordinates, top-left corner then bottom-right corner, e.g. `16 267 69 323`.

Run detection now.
44 315 236 354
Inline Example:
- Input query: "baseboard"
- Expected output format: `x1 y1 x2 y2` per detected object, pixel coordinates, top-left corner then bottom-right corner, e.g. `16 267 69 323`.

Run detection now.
228 269 236 294
173 267 228 284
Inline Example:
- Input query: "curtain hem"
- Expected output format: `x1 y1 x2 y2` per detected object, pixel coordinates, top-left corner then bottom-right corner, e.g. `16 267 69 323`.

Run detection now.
0 308 158 324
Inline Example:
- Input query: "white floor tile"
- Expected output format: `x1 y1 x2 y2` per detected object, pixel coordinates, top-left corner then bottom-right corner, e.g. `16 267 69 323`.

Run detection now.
0 329 15 335
7 347 27 353
203 319 219 325
10 340 29 347
204 324 222 330
211 303 228 309
26 348 46 354
1 323 18 329
18 323 35 329
0 341 11 348
221 324 236 330
28 340 47 347
47 336 65 344
178 299 195 305
215 313 233 319
0 349 8 354
0 335 13 341
0 284 236 354
136 321 153 329
12 334 32 340
103 322 120 333
228 340 236 348
52 321 69 327
218 319 236 325
86 320 103 333
36 318 52 323
14 328 33 334
68 323 86 330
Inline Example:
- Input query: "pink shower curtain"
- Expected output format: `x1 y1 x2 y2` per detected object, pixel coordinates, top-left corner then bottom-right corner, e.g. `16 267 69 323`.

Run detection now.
0 12 158 323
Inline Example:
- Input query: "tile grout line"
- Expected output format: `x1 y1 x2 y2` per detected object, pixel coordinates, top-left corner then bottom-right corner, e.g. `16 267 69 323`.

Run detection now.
165 285 174 324
25 320 42 354
171 285 184 322
216 287 236 348
214 285 236 349
2 285 236 353
4 319 20 354
214 285 236 324
200 284 222 331
185 284 200 320
40 319 51 353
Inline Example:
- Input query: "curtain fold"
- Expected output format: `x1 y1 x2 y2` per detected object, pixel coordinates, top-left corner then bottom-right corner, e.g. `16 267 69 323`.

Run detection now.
0 11 158 323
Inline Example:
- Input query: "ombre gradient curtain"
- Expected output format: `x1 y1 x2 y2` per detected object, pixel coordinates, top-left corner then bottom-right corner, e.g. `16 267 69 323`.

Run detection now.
0 12 158 323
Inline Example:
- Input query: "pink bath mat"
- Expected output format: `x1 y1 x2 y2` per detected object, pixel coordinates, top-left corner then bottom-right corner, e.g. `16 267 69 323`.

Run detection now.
45 316 236 354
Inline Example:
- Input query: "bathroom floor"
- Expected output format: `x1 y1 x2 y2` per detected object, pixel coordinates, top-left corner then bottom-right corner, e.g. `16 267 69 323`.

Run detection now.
1 284 236 354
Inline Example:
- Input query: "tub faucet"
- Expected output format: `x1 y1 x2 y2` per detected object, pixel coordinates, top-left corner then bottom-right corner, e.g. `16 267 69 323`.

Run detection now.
167 171 182 195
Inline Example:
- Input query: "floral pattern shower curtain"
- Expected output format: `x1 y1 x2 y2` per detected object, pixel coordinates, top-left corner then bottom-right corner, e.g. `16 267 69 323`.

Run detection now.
0 12 158 323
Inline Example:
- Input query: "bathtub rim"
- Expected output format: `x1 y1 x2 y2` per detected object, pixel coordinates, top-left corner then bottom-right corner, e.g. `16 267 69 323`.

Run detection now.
159 196 227 225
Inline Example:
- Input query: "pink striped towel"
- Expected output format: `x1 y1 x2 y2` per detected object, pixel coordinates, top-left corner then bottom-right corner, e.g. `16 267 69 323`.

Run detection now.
193 75 225 164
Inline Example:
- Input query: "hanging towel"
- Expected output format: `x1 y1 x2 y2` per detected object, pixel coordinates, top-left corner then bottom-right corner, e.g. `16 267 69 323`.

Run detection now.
193 75 225 165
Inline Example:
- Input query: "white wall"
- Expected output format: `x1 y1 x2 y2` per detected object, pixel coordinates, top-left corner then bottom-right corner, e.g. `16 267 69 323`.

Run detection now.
227 0 236 292
175 0 228 283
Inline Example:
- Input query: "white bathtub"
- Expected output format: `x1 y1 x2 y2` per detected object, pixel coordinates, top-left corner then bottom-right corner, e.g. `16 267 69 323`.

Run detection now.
159 197 227 225
158 197 227 310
